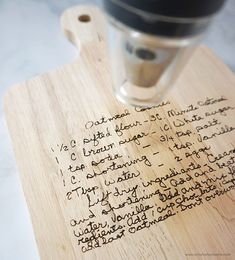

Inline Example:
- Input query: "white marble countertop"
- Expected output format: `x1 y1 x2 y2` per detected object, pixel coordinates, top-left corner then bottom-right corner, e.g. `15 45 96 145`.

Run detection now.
0 0 234 259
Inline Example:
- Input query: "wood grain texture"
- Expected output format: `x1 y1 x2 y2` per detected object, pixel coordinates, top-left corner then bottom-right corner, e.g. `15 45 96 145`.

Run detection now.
4 5 235 260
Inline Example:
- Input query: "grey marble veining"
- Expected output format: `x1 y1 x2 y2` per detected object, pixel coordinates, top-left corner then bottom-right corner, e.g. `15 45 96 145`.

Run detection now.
0 0 234 259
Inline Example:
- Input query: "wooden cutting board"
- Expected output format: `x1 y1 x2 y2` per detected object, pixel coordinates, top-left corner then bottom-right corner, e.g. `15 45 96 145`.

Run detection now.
4 5 235 260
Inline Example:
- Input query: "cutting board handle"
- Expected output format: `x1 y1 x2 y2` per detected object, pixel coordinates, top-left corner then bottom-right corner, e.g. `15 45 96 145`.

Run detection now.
61 5 106 52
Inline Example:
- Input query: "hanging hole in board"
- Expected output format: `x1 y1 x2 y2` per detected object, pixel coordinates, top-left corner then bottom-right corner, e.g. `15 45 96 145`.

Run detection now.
78 14 91 22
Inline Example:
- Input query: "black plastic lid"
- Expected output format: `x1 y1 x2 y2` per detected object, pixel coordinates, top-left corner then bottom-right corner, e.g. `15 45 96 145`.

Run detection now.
103 0 226 37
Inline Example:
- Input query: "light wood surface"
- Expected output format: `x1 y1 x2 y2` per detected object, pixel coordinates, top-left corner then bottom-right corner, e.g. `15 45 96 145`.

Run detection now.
4 5 235 260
